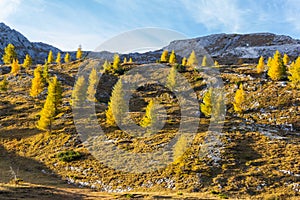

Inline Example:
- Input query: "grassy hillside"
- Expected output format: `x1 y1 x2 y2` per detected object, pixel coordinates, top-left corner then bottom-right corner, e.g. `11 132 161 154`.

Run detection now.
0 58 299 199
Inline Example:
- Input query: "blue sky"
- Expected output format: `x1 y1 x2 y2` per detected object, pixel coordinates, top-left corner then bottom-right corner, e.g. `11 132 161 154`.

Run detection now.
1 0 300 51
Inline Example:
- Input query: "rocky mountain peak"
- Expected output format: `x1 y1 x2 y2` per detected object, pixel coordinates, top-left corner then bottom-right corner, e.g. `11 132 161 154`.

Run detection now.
0 22 61 64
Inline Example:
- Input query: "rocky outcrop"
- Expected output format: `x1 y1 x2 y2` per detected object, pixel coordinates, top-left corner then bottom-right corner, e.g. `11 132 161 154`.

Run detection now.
164 33 300 64
0 22 61 64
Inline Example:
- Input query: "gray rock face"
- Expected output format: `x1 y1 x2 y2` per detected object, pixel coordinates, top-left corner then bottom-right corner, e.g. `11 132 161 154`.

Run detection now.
164 33 300 64
0 22 61 64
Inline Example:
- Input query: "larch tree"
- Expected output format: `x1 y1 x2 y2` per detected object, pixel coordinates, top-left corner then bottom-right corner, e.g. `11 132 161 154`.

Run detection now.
112 54 122 73
37 76 62 132
64 53 71 63
23 54 32 69
0 76 8 91
30 65 44 97
283 53 290 65
10 59 20 76
76 46 82 60
214 60 220 68
2 44 17 64
166 66 177 90
173 135 188 163
123 57 127 64
106 80 126 126
288 56 300 89
256 56 265 74
181 57 187 66
201 55 207 66
268 50 286 81
56 52 61 64
103 60 112 72
47 50 54 64
200 88 212 117
140 99 159 133
267 57 273 68
233 84 245 113
160 50 168 63
72 76 87 106
42 62 49 83
169 50 176 64
129 57 133 63
187 50 198 66
87 68 98 102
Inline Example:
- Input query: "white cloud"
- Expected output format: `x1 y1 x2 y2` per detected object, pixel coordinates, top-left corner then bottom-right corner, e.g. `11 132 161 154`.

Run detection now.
180 0 246 32
283 0 300 32
0 0 22 21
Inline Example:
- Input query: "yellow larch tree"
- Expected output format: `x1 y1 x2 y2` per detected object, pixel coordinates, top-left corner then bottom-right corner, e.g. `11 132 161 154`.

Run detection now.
256 56 265 73
283 53 290 65
200 88 212 117
169 50 176 64
160 50 168 63
181 57 187 66
2 43 17 64
201 55 207 66
288 56 300 89
268 50 286 81
47 50 54 64
106 80 126 126
37 76 62 132
23 54 32 69
10 59 20 76
56 52 61 64
166 66 177 90
233 84 245 113
76 46 82 60
187 50 198 66
30 65 44 97
72 76 87 106
87 68 98 102
64 53 71 63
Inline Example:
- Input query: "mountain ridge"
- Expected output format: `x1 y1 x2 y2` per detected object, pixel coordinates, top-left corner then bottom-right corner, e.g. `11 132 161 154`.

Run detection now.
1 22 300 65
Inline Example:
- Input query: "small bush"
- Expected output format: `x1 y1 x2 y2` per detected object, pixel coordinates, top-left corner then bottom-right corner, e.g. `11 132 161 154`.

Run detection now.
57 150 82 162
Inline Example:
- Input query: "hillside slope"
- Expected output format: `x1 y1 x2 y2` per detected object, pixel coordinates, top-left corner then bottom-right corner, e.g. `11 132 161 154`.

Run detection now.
0 58 299 199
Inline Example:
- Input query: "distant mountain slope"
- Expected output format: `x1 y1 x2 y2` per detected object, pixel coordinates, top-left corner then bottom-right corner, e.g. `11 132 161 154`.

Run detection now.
0 22 61 64
1 22 300 65
164 33 300 64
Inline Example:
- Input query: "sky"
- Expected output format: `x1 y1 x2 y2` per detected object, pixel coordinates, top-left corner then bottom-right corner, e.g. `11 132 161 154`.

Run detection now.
1 0 300 51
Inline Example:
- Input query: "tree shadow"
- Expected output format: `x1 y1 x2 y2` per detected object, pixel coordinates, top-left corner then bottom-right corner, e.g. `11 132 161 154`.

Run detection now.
0 145 85 200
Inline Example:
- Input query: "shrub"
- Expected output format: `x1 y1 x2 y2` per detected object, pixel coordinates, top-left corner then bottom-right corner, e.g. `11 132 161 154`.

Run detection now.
57 150 82 162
